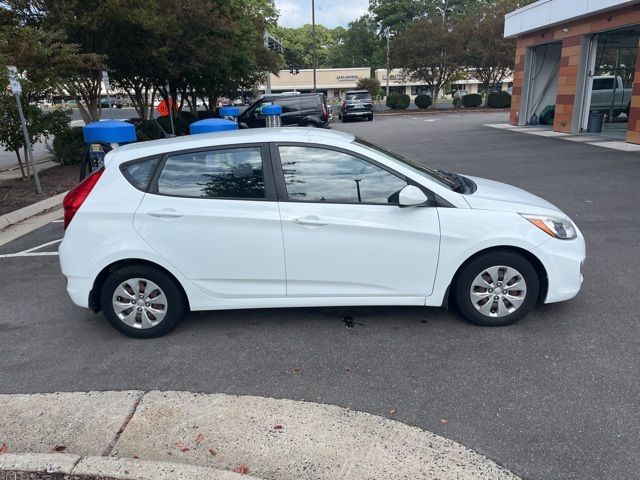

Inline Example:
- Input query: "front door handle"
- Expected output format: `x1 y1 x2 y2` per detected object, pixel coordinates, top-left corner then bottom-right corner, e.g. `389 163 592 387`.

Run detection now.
148 209 183 219
291 216 328 227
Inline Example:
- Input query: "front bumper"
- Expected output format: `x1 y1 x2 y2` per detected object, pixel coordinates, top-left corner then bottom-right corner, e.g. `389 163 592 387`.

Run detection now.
532 235 586 304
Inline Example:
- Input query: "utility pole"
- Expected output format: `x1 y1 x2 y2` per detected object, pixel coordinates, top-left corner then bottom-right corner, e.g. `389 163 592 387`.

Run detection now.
386 28 390 97
312 0 317 93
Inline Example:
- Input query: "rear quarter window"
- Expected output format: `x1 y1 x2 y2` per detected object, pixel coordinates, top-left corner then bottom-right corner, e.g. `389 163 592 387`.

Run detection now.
121 157 160 191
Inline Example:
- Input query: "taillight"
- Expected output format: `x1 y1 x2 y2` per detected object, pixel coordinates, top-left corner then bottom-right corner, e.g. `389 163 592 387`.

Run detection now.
63 168 104 230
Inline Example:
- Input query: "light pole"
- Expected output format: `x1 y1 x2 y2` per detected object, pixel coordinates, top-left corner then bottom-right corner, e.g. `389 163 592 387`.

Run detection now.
312 0 317 93
385 27 390 97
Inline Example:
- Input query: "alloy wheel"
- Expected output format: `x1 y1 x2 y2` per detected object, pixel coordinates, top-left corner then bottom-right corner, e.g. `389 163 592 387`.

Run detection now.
112 278 167 329
469 266 527 318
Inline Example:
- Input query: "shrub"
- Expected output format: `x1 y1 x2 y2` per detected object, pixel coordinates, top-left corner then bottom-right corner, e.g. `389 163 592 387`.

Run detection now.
395 94 411 109
179 110 198 124
487 91 512 108
156 114 190 136
51 127 86 165
453 96 463 108
386 94 399 109
462 93 483 108
128 118 165 141
197 110 219 120
414 94 432 109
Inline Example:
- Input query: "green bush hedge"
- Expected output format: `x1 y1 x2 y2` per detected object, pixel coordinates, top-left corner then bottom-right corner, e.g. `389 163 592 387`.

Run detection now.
128 118 165 141
414 94 432 109
179 110 198 124
51 127 86 165
156 115 190 135
462 93 483 108
386 94 399 109
197 110 219 120
487 91 512 108
395 94 410 109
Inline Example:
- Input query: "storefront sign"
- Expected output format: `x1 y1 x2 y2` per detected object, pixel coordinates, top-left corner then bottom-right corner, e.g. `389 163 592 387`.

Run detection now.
337 75 359 81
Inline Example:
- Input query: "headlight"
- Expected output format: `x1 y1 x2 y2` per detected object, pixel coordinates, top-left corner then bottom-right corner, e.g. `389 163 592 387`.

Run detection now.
521 214 577 240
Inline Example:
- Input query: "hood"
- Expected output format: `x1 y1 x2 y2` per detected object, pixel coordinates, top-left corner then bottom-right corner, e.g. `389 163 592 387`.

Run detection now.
462 175 565 217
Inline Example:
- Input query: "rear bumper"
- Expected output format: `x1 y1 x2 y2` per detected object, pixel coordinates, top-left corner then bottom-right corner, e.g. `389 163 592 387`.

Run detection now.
532 235 586 304
344 110 373 117
59 235 98 308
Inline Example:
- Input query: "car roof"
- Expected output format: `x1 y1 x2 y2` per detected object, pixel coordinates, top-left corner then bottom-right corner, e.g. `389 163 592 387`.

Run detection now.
109 128 356 164
346 90 370 94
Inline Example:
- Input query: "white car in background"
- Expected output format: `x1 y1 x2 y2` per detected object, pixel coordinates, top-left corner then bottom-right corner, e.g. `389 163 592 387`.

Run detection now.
59 129 585 338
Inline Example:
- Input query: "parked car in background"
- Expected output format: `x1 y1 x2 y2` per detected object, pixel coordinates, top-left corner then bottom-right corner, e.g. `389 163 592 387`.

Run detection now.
238 93 330 128
60 128 585 338
339 90 373 122
590 75 632 117
100 96 122 109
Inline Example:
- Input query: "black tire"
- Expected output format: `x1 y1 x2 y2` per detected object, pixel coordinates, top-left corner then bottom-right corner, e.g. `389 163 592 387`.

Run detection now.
342 115 349 123
101 265 185 338
367 114 373 121
453 251 539 327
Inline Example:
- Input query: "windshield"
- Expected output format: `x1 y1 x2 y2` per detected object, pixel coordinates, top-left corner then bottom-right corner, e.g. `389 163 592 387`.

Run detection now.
354 138 458 191
346 93 371 101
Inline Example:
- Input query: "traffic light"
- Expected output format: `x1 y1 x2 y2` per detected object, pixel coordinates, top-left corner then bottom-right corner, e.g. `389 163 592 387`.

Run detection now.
264 31 282 53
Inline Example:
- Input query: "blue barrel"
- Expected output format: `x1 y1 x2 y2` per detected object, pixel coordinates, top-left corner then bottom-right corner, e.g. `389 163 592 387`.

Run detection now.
190 118 239 135
83 120 136 145
262 105 282 127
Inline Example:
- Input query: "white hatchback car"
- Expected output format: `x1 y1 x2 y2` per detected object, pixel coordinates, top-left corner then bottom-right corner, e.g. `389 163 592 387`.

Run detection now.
59 129 585 338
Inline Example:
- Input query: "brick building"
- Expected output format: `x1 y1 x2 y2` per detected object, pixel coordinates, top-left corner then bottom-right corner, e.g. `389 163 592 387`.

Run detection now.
505 0 640 142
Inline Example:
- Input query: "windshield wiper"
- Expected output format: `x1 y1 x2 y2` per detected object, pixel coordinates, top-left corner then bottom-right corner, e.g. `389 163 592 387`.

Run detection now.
437 170 466 193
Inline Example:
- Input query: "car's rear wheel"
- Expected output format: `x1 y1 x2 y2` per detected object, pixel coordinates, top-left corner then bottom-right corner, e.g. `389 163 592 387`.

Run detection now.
368 114 373 121
454 252 539 327
101 265 185 338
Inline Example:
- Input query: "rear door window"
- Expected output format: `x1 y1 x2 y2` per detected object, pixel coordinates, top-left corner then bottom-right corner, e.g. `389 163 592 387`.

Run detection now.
300 96 319 110
156 147 265 199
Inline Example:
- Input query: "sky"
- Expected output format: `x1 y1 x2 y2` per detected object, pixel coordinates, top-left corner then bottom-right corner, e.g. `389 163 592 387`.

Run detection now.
274 0 370 28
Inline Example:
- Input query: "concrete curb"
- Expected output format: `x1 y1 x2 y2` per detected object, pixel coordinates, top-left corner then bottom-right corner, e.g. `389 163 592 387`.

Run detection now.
0 390 521 480
375 108 510 116
0 454 263 479
0 191 68 230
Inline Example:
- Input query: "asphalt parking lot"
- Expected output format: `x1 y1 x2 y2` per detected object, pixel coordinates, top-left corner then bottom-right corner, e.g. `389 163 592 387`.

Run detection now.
1 112 639 480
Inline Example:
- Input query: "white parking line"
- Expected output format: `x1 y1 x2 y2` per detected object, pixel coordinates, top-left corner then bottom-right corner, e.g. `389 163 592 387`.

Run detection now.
0 238 61 258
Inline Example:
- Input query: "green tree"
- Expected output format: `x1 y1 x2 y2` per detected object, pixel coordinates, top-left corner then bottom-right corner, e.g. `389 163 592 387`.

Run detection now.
274 24 340 69
356 77 382 102
460 0 523 104
391 16 463 107
0 23 71 178
327 16 385 70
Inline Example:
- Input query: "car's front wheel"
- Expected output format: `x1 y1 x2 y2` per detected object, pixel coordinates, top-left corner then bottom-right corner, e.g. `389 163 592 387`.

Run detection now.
454 251 539 327
101 265 185 338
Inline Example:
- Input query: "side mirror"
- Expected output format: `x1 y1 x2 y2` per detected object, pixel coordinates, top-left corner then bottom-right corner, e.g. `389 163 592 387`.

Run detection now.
398 185 429 207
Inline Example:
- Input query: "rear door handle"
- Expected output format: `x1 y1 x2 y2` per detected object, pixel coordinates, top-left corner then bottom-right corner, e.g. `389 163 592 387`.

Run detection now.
148 209 183 219
291 216 328 227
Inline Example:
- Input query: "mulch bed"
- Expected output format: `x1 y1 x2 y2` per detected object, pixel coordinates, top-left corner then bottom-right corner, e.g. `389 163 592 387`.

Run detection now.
0 164 80 217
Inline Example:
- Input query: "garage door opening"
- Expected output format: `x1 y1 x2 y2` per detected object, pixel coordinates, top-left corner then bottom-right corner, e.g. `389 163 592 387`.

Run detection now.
583 27 640 139
522 42 562 127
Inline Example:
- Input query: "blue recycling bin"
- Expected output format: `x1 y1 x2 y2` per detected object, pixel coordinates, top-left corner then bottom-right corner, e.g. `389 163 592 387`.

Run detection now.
219 106 240 122
83 120 136 146
189 118 238 135
262 105 282 127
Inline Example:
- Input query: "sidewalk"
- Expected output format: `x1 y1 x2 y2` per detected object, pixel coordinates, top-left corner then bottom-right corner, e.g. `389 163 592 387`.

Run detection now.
0 391 520 480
